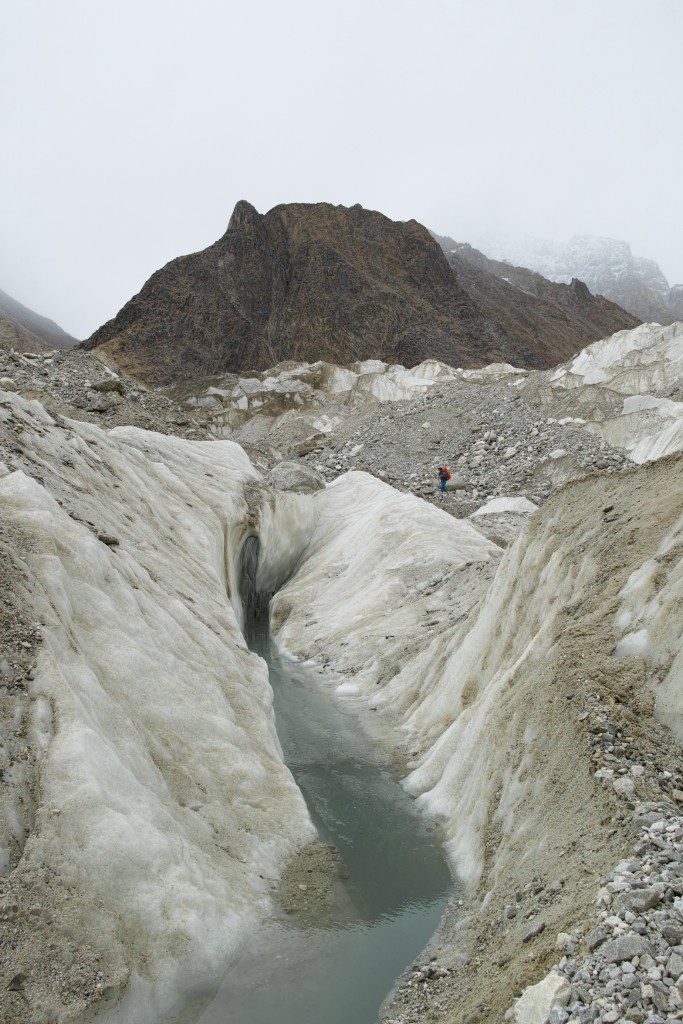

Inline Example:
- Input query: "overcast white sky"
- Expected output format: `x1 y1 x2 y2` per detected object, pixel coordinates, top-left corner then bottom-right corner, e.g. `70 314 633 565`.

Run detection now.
1 0 682 338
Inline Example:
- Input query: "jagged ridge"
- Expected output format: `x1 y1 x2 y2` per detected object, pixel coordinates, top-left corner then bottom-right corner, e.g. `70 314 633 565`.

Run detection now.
83 202 639 385
435 232 683 325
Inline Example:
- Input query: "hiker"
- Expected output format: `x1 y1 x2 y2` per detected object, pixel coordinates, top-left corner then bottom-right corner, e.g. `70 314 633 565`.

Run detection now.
438 466 450 492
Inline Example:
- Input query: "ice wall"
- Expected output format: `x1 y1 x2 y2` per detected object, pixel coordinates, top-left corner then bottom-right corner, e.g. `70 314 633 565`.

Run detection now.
270 471 500 700
0 393 315 1016
549 322 683 394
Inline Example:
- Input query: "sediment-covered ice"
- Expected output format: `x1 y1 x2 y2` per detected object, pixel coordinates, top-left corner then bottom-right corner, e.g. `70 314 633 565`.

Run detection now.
5 321 683 1021
0 393 315 1011
269 455 683 893
184 357 464 442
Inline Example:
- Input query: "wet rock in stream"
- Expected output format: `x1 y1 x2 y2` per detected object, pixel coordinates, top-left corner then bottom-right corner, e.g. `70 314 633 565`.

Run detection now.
276 840 359 928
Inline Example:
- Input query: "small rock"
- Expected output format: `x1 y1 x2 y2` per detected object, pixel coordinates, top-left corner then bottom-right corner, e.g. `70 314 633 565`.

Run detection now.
92 378 125 395
614 885 663 915
86 392 112 412
600 933 655 963
267 461 326 493
588 925 608 951
522 920 546 942
613 776 636 797
445 475 468 491
667 951 683 978
661 920 683 945
97 534 120 547
510 970 570 1023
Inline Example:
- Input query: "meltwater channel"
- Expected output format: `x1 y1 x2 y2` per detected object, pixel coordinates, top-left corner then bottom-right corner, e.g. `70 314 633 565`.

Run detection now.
192 538 455 1024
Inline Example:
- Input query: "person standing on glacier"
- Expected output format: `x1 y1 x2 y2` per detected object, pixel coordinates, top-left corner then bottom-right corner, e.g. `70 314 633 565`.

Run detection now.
438 466 450 492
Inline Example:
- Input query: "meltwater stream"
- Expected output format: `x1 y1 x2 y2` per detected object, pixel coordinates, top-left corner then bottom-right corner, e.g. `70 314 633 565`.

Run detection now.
190 542 454 1024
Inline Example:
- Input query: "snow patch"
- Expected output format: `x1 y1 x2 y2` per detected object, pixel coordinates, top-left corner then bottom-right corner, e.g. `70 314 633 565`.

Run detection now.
614 629 650 658
472 497 538 516
335 682 360 696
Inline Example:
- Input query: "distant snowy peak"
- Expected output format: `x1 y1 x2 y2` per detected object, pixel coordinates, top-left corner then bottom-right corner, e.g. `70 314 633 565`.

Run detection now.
435 232 682 326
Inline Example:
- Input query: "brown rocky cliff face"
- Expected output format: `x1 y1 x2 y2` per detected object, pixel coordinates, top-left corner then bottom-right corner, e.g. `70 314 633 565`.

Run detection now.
84 203 639 385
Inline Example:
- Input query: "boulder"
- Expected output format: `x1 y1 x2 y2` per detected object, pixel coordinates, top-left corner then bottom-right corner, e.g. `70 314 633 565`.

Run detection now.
267 461 326 493
445 474 467 491
92 377 126 395
509 970 570 1024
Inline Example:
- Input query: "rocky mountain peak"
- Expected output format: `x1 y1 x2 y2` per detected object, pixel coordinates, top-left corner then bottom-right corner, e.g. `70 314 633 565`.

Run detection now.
568 277 592 300
226 199 262 234
83 203 638 386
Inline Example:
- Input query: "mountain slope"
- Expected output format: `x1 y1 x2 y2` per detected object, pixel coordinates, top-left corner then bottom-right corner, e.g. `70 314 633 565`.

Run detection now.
83 202 638 385
435 232 683 324
443 242 640 361
0 288 78 352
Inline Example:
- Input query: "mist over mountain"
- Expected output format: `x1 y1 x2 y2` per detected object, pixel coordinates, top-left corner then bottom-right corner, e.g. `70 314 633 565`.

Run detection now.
83 202 638 386
434 232 683 325
0 288 78 353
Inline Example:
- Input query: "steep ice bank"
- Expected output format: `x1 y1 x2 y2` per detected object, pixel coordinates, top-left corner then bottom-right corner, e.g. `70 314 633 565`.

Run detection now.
272 469 579 884
271 456 683 897
0 394 316 1019
270 471 501 696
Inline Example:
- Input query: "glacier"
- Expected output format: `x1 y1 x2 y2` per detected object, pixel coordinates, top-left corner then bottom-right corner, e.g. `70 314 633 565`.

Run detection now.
2 321 683 1023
